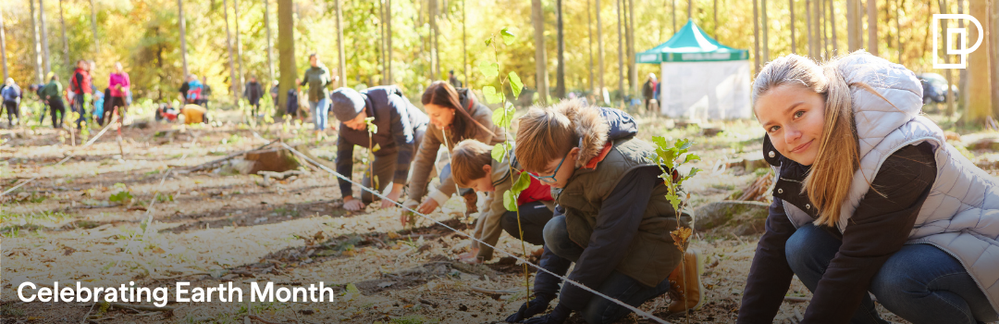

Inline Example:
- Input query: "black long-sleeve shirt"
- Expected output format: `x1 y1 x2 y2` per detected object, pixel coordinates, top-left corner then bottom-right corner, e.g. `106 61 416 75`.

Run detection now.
738 142 937 324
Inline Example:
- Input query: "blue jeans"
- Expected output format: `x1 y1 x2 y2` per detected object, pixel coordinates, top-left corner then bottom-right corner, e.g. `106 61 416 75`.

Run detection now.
786 223 999 324
543 215 671 324
72 96 88 129
310 98 330 131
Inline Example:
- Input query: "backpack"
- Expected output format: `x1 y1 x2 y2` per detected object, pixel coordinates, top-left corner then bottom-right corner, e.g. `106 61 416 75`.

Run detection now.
186 82 203 102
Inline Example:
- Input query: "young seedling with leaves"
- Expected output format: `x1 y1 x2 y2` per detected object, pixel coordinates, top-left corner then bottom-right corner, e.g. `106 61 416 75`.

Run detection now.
479 27 534 300
365 116 381 203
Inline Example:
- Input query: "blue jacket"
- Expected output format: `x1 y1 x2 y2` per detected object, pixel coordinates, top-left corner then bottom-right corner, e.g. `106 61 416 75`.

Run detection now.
335 86 430 197
2 84 21 103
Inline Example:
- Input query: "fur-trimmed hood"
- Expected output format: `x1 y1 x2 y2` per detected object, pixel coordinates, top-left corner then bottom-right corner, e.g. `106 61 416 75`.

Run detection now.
553 99 638 168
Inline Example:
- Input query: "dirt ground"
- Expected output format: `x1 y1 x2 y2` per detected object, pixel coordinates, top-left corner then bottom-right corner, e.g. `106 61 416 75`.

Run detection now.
2 110 997 324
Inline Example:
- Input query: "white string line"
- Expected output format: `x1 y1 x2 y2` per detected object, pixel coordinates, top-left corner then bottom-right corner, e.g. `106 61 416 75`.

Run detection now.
252 131 672 324
2 118 118 197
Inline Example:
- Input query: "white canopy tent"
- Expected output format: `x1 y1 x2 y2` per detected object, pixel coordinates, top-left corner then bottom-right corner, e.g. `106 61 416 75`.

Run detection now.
637 20 752 120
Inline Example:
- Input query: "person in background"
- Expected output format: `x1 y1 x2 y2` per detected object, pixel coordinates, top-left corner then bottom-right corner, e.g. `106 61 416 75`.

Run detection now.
641 73 657 113
108 62 130 123
41 74 65 128
70 60 93 130
286 81 301 122
2 78 22 127
448 70 463 89
28 84 47 124
93 88 105 126
328 85 429 211
244 75 264 118
179 104 209 125
270 80 280 111
200 76 212 109
185 75 204 105
300 53 337 140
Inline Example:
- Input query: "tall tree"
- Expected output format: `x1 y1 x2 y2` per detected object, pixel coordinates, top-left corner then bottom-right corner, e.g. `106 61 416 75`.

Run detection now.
556 0 566 99
937 0 955 116
847 0 861 51
264 0 275 83
958 0 967 110
829 0 837 53
531 0 549 103
672 0 676 33
234 0 245 96
687 0 693 19
387 0 393 85
616 0 624 105
753 0 760 72
379 0 386 84
223 0 238 104
820 0 827 57
431 0 440 79
761 0 769 62
277 0 295 112
89 0 98 54
178 0 189 78
807 0 814 57
965 0 992 124
0 5 6 80
867 0 878 55
991 0 999 116
335 0 346 84
597 0 605 100
30 0 43 83
39 0 51 75
896 0 902 63
587 0 595 94
58 0 69 70
714 0 718 37
627 0 636 98
790 0 796 54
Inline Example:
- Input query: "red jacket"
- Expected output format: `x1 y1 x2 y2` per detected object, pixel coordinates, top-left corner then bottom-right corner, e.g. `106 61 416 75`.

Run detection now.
71 68 92 95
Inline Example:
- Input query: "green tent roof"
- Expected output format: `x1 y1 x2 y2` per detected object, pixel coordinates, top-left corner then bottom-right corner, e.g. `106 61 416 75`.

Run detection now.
637 20 749 63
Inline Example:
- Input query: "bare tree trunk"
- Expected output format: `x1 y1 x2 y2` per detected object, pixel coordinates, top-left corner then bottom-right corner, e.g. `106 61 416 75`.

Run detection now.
461 0 467 84
896 0 902 63
277 0 295 112
958 0 967 111
335 0 346 84
687 0 692 19
616 0 624 106
829 0 837 53
234 0 245 98
387 0 393 85
847 0 860 51
598 0 605 101
991 0 999 117
379 0 386 84
672 0 676 33
58 0 69 70
807 0 814 57
820 0 827 58
431 0 440 79
938 0 955 116
867 0 878 55
89 0 99 55
39 0 51 75
627 0 636 99
0 5 7 80
556 0 566 99
223 0 238 105
30 0 43 84
587 0 595 94
753 0 760 73
790 0 796 54
532 0 549 104
764 0 774 60
714 0 718 37
966 0 993 124
264 0 275 83
178 0 189 78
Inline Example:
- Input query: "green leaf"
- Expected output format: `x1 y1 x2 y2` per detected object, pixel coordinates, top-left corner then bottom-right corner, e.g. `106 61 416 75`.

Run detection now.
508 71 523 98
500 28 516 45
109 190 133 204
482 86 503 104
492 104 509 127
485 37 493 47
688 167 701 178
511 171 531 193
503 190 518 212
479 61 499 79
666 194 681 211
491 143 507 162
502 105 516 127
684 153 701 163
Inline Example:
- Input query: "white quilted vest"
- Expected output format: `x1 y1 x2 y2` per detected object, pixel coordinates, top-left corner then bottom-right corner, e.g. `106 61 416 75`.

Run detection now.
780 53 999 313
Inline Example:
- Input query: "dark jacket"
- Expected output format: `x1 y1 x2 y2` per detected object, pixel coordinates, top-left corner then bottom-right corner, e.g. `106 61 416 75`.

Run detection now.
336 86 430 198
286 90 299 114
737 136 936 323
244 81 263 103
642 80 656 99
533 104 690 311
300 64 332 101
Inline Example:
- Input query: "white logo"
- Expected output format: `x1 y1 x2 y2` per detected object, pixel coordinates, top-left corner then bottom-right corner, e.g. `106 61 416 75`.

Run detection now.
932 14 984 69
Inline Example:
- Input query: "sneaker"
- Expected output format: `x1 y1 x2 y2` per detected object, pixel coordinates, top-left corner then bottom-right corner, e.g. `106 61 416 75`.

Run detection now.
667 248 704 314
